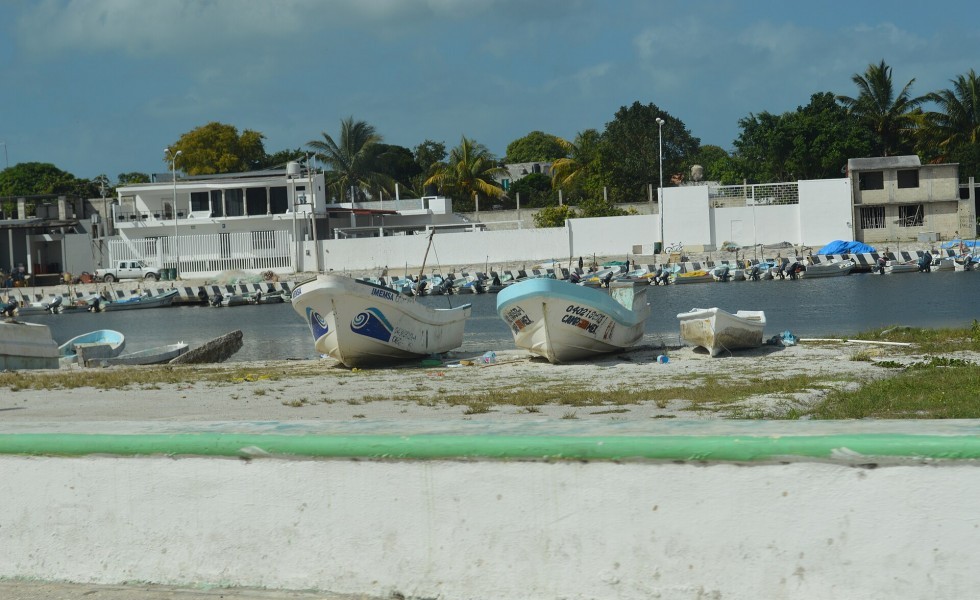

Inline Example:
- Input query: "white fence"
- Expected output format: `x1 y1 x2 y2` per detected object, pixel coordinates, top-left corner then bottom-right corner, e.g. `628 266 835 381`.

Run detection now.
109 230 293 278
710 182 799 206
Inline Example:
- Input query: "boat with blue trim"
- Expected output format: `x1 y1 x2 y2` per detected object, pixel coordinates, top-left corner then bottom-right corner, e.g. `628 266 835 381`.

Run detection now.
290 274 471 368
496 279 649 363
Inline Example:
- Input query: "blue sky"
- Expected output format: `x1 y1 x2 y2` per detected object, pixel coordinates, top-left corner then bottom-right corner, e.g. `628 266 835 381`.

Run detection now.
1 0 977 183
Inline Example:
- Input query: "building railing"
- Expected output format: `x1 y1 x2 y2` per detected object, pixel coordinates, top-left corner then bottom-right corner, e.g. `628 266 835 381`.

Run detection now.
108 230 293 277
709 182 799 207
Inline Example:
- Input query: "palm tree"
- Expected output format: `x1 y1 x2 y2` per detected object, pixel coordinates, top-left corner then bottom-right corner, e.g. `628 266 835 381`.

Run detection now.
837 59 927 156
424 136 507 210
307 117 390 202
549 129 601 194
924 69 980 161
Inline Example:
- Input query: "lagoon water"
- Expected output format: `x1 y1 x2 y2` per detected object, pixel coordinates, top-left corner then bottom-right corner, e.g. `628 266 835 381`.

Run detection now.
19 270 980 362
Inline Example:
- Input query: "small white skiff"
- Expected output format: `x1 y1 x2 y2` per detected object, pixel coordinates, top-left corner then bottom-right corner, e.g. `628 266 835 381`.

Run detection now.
676 307 766 357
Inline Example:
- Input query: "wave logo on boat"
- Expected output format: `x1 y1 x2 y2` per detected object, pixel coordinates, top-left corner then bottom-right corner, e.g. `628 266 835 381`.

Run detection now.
306 307 329 340
351 307 393 342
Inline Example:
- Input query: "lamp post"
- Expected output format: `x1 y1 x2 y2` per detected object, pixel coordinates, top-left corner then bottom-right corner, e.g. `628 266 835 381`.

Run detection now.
165 147 182 279
656 117 665 256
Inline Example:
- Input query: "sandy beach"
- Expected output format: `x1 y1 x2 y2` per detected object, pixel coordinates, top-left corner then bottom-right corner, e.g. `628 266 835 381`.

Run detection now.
0 340 919 425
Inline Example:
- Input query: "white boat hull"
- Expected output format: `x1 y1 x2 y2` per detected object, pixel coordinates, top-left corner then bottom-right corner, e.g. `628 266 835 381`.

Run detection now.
884 262 920 274
802 260 855 278
497 279 649 363
676 307 766 357
291 275 471 368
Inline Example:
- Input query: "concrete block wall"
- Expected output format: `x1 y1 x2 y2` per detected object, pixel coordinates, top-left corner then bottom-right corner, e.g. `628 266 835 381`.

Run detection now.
3 423 980 599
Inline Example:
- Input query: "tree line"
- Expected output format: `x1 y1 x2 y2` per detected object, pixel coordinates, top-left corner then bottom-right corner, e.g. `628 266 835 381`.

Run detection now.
1 60 976 223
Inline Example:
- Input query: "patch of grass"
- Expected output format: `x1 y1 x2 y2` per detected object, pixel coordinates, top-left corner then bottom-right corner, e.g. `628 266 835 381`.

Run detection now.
806 362 980 419
462 403 491 415
849 323 980 354
561 410 578 419
252 388 267 396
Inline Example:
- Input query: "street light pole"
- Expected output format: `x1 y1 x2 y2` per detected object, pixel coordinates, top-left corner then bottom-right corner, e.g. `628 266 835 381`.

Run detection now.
656 117 665 256
165 147 182 279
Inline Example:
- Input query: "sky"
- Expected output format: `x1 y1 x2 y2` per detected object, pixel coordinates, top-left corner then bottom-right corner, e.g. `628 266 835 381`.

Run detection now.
1 0 978 183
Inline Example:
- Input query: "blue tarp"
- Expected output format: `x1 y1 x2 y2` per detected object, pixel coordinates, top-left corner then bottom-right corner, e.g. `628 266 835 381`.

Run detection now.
816 240 877 255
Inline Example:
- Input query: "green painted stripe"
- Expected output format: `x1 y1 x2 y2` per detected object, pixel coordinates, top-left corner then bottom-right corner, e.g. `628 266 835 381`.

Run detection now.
2 433 980 462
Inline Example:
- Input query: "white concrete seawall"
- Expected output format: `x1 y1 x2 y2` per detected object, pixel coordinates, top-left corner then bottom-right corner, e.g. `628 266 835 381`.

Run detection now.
3 421 980 599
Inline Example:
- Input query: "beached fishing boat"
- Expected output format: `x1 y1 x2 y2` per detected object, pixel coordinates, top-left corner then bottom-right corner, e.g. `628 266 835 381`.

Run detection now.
103 289 179 311
802 259 855 278
290 274 471 368
0 320 60 370
101 342 189 366
58 329 125 365
497 279 649 364
676 307 766 357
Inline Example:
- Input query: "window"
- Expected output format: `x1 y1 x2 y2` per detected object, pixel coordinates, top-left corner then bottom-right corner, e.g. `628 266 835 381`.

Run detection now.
245 188 267 216
897 169 919 188
860 206 885 229
225 189 244 217
899 204 924 227
210 190 224 217
191 191 209 212
859 171 884 190
269 186 288 214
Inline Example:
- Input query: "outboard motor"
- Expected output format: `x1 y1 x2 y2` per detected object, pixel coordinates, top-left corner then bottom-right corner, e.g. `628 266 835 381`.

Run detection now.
1 300 17 318
786 261 802 280
876 255 888 274
918 253 933 272
569 271 581 284
46 295 63 313
746 265 760 281
602 271 614 288
715 265 730 282
210 293 224 307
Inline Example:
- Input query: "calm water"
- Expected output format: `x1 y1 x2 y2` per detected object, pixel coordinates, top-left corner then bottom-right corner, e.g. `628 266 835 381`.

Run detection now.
19 271 980 362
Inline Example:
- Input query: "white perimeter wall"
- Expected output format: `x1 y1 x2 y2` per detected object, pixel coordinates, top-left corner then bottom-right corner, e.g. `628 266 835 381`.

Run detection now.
712 204 801 247
318 227 570 272
568 214 659 258
664 186 711 246
3 456 978 599
315 216 663 272
799 178 854 246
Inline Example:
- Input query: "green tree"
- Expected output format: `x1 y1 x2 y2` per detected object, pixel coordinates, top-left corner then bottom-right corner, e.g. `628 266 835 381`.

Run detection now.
0 162 86 197
307 117 390 203
117 172 150 185
533 204 579 228
255 148 307 170
414 140 447 175
168 122 267 175
729 92 871 182
550 129 603 201
425 136 507 211
366 144 422 194
688 145 735 184
505 131 568 163
923 69 980 174
837 60 926 157
598 102 700 203
508 172 555 208
577 197 632 218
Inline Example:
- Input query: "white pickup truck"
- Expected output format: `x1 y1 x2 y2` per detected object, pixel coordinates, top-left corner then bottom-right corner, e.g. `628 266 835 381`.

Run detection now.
95 260 161 282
